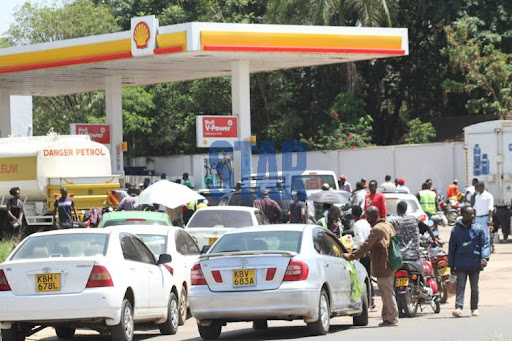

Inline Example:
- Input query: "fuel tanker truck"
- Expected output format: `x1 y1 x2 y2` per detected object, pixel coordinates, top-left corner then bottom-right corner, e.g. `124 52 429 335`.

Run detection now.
0 134 120 234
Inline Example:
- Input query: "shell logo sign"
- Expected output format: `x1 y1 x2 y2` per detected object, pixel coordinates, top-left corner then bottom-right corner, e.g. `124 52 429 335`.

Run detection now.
130 15 157 57
133 22 150 49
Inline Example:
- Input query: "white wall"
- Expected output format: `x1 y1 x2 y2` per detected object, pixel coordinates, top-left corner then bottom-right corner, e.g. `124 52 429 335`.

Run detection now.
131 141 467 193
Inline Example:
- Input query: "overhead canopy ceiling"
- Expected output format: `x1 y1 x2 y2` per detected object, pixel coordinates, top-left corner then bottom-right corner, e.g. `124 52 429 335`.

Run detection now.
0 21 408 97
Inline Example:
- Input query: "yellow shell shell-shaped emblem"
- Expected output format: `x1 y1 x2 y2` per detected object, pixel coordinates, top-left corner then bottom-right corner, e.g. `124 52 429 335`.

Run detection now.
133 22 150 49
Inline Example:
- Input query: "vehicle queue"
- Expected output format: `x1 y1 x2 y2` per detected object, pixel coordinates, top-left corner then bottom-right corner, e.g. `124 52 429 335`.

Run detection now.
0 171 466 341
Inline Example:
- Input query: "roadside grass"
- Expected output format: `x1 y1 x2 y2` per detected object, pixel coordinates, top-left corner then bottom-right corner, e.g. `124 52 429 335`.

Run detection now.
0 239 18 262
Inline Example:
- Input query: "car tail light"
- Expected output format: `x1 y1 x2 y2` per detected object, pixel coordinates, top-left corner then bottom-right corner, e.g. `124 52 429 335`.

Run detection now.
283 260 309 281
266 268 277 281
0 270 11 291
211 270 223 283
86 265 114 288
125 218 146 222
164 264 174 276
191 263 207 285
395 270 409 278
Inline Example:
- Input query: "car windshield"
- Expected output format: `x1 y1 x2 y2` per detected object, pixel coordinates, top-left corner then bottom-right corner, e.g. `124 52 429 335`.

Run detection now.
210 231 303 253
291 175 337 191
187 210 253 228
386 198 421 215
137 234 167 255
103 220 168 227
11 234 108 260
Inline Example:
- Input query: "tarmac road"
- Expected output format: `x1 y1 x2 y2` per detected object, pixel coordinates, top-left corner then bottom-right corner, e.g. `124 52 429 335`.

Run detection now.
25 226 512 341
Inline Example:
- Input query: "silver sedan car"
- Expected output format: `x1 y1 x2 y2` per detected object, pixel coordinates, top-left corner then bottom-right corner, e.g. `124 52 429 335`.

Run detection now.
189 224 370 340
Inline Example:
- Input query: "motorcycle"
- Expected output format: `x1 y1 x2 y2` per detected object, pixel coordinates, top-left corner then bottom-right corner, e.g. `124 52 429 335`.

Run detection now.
438 196 460 225
394 252 441 317
428 246 450 303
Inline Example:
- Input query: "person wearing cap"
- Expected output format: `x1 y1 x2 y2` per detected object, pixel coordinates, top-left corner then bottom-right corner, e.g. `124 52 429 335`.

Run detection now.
338 175 352 192
253 187 282 224
53 188 78 229
396 178 410 194
290 190 308 224
447 179 460 200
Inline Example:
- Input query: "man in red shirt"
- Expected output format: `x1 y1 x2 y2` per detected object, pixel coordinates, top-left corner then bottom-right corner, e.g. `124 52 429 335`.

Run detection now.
364 180 387 218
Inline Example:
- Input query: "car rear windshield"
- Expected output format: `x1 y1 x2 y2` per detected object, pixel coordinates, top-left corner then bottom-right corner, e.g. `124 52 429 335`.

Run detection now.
291 175 337 191
228 191 291 209
137 234 167 255
103 220 168 227
10 234 108 260
210 231 303 253
187 210 253 228
386 198 421 215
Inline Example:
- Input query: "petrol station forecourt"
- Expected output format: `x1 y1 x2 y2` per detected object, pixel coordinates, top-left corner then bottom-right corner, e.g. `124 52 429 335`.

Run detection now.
0 17 408 178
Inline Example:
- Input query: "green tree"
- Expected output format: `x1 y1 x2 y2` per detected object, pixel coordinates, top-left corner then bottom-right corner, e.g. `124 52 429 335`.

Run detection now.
442 15 512 117
404 118 436 144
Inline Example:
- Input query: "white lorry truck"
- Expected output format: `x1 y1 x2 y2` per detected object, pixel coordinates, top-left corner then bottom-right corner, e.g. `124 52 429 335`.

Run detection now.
0 134 120 234
464 120 512 239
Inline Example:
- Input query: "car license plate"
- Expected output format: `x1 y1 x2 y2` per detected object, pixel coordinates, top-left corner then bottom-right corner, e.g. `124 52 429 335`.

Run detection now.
208 237 218 246
439 267 450 276
395 277 409 287
36 273 60 292
233 269 255 287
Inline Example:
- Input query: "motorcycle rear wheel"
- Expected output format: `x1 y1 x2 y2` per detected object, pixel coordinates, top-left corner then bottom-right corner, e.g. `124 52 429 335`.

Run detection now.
431 299 441 313
439 281 448 303
399 292 418 317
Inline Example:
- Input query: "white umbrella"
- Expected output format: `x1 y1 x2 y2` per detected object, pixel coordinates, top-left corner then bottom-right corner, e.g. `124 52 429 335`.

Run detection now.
135 180 205 209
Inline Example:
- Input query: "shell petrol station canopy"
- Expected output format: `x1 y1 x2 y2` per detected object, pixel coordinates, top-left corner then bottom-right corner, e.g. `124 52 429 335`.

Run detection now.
0 17 409 96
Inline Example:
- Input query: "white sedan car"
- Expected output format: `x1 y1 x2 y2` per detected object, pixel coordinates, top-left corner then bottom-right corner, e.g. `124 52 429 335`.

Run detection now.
107 225 200 325
0 229 179 341
189 224 369 340
185 206 269 249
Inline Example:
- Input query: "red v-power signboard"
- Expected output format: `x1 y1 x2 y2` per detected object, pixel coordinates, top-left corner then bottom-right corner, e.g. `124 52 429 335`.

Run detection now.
196 116 239 147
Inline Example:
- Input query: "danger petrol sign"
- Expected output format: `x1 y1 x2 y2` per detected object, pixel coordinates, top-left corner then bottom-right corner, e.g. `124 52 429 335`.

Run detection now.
70 124 111 144
196 116 239 147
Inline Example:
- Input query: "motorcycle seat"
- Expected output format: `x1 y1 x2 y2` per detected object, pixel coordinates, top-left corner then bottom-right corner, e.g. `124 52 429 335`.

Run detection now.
399 261 424 274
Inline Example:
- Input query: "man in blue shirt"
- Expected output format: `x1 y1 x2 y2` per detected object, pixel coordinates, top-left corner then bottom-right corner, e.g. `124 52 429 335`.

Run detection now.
53 188 78 229
449 206 490 318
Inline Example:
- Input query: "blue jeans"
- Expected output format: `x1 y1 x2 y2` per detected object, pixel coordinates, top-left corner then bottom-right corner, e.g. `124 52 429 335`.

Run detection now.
475 216 490 242
455 270 480 310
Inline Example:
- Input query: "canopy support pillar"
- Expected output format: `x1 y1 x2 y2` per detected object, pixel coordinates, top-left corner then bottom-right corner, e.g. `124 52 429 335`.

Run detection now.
231 60 252 183
0 90 11 137
105 76 124 175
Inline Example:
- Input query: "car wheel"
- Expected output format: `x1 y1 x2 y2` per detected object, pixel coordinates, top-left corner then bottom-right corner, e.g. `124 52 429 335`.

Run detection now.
1 326 25 341
178 286 188 326
55 327 76 339
252 320 268 330
307 289 330 335
159 292 179 335
111 299 134 341
198 322 222 340
353 286 369 326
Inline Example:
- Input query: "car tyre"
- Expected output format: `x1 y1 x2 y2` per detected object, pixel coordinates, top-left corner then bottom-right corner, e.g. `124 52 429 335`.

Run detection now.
111 299 134 341
252 320 268 330
198 322 222 340
159 292 179 335
55 327 76 339
353 287 369 326
307 289 330 335
1 326 25 341
178 286 188 326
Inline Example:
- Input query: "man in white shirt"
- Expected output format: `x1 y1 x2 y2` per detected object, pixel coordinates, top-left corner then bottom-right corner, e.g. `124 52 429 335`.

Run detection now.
473 181 493 243
352 181 367 210
351 204 374 309
381 175 396 190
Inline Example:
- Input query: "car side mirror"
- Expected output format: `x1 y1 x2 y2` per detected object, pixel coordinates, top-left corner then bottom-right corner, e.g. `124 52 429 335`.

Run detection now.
157 253 172 264
201 245 211 254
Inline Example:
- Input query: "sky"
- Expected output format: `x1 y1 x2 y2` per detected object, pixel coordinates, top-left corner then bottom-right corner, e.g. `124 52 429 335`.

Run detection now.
0 0 61 35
